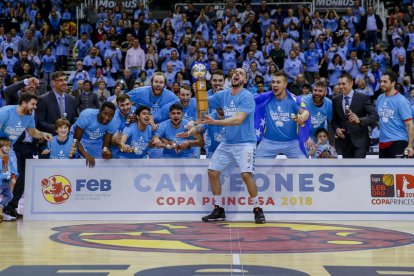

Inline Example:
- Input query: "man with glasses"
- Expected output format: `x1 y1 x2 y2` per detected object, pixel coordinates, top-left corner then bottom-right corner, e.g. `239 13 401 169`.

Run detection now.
36 71 76 135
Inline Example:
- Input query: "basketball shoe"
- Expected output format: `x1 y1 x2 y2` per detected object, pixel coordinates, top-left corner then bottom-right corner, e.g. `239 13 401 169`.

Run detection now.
253 207 266 224
202 205 226 222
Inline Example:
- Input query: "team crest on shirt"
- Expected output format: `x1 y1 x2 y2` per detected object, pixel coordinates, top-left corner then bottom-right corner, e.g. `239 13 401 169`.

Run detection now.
311 112 327 127
377 101 394 123
270 106 290 126
86 128 104 139
5 121 25 140
130 136 148 155
223 100 238 117
213 128 226 142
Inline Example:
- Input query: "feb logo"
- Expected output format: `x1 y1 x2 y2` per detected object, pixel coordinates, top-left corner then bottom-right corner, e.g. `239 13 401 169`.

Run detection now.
370 174 395 197
41 175 72 204
396 174 414 198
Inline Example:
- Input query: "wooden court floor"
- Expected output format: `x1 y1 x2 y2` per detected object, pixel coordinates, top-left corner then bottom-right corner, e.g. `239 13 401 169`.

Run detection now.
1 220 414 275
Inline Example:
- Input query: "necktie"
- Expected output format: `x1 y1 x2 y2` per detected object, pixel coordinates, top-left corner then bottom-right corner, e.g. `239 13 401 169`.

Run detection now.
344 96 350 107
59 96 65 116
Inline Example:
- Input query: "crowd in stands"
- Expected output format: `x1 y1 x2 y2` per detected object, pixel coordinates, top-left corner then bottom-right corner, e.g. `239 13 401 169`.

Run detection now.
0 0 414 220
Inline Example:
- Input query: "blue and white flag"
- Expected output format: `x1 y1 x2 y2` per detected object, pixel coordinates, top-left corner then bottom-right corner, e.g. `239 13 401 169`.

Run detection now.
254 91 311 156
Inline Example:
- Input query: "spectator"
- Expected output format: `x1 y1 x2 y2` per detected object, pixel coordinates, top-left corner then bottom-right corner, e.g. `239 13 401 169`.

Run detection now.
331 73 379 158
76 80 99 113
376 71 414 158
74 32 93 60
125 38 145 80
68 60 91 91
360 6 384 57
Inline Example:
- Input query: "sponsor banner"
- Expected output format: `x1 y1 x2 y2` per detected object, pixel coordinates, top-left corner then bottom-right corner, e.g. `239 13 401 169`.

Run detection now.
314 0 357 11
95 0 137 11
25 159 414 220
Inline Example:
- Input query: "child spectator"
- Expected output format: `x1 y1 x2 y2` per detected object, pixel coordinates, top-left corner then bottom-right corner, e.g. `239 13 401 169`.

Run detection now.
309 128 338 159
41 119 77 159
0 138 18 222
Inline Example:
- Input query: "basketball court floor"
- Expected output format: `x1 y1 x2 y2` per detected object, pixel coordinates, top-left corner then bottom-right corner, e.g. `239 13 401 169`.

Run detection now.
1 219 414 275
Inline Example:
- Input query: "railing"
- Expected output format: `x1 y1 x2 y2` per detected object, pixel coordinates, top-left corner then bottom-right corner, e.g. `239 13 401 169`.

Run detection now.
175 2 314 15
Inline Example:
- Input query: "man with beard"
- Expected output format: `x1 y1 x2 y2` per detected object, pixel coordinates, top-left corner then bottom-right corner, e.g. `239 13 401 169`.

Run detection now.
153 103 203 158
376 71 414 158
118 105 154 159
154 84 197 123
104 40 123 71
301 81 332 151
0 93 53 220
110 94 136 158
73 102 118 167
200 68 266 224
127 72 177 158
207 70 225 97
255 71 310 159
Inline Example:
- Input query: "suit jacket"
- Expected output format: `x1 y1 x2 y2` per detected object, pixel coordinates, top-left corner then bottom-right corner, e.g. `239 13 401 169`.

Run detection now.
36 91 76 134
392 63 412 80
359 13 384 38
4 80 26 105
331 91 379 150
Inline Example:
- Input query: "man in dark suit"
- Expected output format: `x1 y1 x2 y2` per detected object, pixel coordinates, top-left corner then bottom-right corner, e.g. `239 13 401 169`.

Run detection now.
332 73 379 158
36 71 76 134
392 55 412 84
4 75 38 105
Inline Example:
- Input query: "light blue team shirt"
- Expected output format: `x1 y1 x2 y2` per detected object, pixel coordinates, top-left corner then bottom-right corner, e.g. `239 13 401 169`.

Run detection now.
155 119 195 158
75 39 93 59
119 123 153 159
312 142 337 158
127 86 177 118
47 136 75 159
376 93 413 142
41 55 57 73
113 106 137 132
264 96 301 141
208 88 256 144
83 55 102 78
154 98 198 123
0 105 35 145
110 106 136 158
76 109 118 158
304 49 321 72
301 94 332 139
200 111 226 158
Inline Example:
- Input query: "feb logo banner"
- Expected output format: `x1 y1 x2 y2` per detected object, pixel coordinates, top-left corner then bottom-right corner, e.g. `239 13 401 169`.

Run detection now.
41 175 72 204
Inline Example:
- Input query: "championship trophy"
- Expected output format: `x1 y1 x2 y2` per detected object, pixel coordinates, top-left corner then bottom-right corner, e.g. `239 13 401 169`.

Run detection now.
191 64 208 120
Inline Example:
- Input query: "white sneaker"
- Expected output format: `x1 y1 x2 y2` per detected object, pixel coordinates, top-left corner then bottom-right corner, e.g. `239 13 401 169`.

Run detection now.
3 214 16 221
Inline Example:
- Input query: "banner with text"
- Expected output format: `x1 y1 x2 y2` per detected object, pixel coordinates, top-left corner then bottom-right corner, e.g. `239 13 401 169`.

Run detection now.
314 0 357 11
25 159 414 220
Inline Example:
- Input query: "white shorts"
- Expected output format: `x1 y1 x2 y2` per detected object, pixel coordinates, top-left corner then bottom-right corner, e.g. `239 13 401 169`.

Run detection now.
208 143 256 175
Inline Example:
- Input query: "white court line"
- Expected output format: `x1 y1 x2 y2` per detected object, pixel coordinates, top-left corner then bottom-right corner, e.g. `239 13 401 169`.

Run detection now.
232 223 244 275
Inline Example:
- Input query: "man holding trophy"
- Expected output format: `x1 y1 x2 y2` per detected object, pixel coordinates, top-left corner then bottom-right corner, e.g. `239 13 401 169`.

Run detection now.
188 65 266 224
